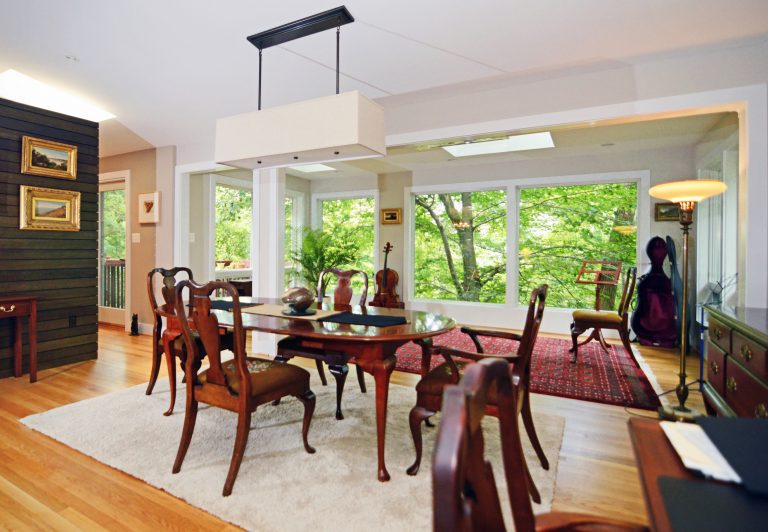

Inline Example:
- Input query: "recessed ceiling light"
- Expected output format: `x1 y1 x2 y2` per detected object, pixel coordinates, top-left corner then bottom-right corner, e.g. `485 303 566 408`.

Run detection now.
0 69 115 122
442 132 554 157
288 163 335 173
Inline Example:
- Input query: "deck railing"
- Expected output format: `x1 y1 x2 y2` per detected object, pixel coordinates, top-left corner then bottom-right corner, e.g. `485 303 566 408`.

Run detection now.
101 259 126 308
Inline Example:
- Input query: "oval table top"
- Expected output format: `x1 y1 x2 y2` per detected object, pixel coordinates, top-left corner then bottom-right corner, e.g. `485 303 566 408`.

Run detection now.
212 297 456 343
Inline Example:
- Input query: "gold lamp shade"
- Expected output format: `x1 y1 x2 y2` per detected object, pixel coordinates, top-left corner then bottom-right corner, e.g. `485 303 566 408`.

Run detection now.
649 179 727 203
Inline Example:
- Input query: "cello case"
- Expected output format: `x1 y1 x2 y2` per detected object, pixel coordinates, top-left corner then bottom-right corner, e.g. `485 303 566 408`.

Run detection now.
631 236 677 347
666 235 691 352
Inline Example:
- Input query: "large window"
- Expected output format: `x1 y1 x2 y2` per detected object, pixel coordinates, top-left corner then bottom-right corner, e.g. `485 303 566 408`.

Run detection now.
518 182 637 308
410 180 639 309
320 196 376 276
414 190 507 303
215 184 251 269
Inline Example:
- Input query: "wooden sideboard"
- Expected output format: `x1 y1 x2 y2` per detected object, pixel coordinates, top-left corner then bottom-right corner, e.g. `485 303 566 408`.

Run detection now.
703 305 768 418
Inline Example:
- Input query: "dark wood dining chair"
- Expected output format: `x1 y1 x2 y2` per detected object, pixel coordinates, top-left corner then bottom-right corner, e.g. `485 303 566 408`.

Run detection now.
406 285 549 503
433 358 647 532
276 268 369 420
570 267 638 365
173 279 317 496
146 267 233 416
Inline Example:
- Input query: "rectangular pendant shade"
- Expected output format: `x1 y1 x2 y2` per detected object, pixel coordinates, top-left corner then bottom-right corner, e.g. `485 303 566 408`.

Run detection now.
214 91 386 170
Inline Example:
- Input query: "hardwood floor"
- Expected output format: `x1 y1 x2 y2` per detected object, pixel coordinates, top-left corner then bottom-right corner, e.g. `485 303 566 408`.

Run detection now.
0 324 703 530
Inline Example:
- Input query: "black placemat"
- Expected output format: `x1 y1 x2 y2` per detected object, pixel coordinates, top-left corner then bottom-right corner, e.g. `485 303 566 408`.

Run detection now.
319 312 406 327
697 417 768 496
658 476 768 532
208 300 261 311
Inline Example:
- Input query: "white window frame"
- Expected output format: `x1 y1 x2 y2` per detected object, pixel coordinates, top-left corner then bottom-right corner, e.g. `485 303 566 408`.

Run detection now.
284 188 307 288
404 170 650 331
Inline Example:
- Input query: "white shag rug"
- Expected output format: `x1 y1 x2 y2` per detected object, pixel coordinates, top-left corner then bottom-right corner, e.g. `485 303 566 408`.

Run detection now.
22 374 564 531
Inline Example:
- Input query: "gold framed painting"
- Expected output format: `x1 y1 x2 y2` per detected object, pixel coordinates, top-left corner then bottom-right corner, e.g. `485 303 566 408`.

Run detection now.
21 136 78 180
19 185 81 231
654 202 680 222
381 208 402 225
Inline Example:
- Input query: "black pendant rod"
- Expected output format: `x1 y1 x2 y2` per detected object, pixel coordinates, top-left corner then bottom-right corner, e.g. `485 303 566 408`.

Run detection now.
336 25 340 95
248 6 354 108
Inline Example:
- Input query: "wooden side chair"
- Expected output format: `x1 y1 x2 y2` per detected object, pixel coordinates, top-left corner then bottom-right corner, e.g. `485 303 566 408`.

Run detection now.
276 268 369 420
406 285 549 503
570 267 638 365
173 280 316 496
433 358 647 532
146 267 233 416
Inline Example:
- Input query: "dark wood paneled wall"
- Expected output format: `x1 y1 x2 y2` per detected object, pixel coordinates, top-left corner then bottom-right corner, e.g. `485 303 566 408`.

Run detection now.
0 97 99 377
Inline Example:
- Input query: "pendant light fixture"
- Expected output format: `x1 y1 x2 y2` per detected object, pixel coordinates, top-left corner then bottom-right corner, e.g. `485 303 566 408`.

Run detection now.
215 6 386 170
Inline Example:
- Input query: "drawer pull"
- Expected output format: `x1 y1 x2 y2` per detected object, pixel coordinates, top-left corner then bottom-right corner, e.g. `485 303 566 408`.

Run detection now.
712 327 723 340
726 377 738 393
709 360 720 375
0 305 15 313
756 404 768 419
740 344 753 362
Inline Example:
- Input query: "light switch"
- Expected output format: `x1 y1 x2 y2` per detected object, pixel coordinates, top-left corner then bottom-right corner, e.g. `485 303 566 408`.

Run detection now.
131 233 141 243
189 232 196 243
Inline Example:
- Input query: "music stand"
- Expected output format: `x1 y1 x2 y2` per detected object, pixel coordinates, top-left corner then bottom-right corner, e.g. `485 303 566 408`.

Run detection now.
574 259 623 351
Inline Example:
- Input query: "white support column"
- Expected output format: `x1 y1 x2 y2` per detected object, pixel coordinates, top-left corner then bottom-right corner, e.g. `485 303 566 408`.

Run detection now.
251 167 286 356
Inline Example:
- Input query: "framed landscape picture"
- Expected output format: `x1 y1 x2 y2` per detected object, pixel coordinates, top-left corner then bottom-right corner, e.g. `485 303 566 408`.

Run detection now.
654 202 680 222
381 208 402 225
19 185 81 231
21 136 78 180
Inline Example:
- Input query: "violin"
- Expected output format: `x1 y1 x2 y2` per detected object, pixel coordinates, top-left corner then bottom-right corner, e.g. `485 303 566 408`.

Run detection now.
371 242 403 308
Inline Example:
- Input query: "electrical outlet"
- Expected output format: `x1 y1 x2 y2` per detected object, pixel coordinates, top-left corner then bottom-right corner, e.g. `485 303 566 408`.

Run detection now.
69 315 77 328
189 232 196 243
131 233 141 243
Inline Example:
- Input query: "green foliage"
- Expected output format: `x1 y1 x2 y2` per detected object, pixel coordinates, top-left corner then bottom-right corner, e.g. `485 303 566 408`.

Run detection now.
317 197 375 296
518 183 637 309
215 185 251 266
101 189 125 259
414 190 507 303
289 227 360 295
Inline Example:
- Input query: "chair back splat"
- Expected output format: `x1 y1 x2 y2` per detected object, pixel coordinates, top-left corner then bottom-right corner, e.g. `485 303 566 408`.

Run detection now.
178 280 247 392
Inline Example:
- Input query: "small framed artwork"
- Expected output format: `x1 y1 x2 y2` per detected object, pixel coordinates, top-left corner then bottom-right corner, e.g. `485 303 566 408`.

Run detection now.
21 136 78 180
381 208 402 225
654 202 680 222
138 191 160 224
19 185 81 231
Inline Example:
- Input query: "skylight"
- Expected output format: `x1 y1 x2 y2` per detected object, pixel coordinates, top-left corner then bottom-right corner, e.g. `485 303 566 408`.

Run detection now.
288 164 335 173
0 69 115 122
442 132 554 157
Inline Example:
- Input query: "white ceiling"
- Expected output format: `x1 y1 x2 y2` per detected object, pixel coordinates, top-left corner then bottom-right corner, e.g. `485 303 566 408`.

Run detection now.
1 1 766 158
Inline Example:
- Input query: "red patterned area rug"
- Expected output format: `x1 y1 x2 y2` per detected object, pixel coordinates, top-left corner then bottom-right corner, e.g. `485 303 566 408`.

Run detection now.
394 328 662 410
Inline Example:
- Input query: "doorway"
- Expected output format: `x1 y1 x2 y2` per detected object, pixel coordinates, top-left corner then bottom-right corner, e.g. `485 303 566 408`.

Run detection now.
98 171 130 326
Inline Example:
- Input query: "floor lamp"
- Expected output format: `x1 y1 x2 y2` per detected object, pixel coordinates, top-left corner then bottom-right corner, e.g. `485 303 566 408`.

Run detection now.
649 179 727 421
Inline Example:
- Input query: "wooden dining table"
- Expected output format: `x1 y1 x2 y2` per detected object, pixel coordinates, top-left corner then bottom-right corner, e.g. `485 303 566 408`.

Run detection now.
212 298 456 482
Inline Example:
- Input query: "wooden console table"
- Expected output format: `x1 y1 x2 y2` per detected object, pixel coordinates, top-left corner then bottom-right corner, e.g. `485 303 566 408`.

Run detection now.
0 295 37 383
